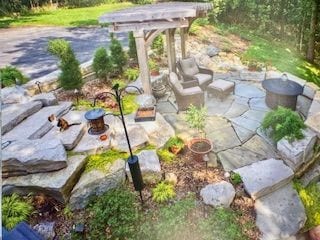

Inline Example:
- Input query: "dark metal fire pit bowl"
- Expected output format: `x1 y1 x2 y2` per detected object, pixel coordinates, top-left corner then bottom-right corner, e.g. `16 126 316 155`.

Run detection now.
85 108 109 135
262 74 303 110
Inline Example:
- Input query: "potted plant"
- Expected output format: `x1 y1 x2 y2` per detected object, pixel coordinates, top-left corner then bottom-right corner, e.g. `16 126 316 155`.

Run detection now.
152 79 166 98
148 59 160 76
185 104 213 160
165 136 185 155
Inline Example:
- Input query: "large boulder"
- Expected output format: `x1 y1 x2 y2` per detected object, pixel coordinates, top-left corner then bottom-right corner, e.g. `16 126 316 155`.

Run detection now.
3 155 86 202
1 86 30 105
69 159 125 210
2 138 67 178
234 159 294 199
31 92 58 106
296 95 313 118
277 129 317 171
200 181 235 207
206 45 220 57
306 112 320 138
255 183 306 240
308 91 320 117
125 150 161 184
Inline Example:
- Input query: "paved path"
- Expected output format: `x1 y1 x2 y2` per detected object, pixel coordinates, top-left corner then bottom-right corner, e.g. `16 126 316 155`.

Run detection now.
0 27 127 79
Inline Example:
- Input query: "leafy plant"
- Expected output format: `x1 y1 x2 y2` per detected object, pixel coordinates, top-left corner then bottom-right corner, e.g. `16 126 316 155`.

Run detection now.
128 31 137 61
230 172 242 185
111 78 127 89
262 106 306 142
124 67 139 81
148 59 159 72
63 204 73 220
164 136 185 149
152 182 176 203
87 187 140 240
157 148 176 164
109 34 127 74
93 47 111 81
294 181 320 231
0 66 29 87
151 34 164 55
186 104 207 136
2 193 33 230
48 39 83 90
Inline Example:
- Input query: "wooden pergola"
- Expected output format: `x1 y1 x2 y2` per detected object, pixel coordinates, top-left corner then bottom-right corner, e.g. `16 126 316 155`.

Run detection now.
99 2 213 94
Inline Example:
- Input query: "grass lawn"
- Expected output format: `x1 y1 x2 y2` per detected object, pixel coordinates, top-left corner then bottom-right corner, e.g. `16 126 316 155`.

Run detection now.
0 2 133 28
217 24 320 86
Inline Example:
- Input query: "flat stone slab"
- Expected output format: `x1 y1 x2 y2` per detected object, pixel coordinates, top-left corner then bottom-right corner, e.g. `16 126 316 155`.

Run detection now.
277 129 317 171
2 101 43 135
218 146 264 171
207 126 241 152
255 183 306 240
243 135 278 159
69 159 125 210
3 155 86 203
240 70 266 82
230 115 261 132
125 150 161 184
200 181 235 207
300 160 320 187
256 127 276 148
242 109 266 123
296 95 312 118
234 159 294 199
2 138 67 178
232 124 255 143
235 83 265 98
306 112 320 138
308 91 320 117
1 86 30 105
31 92 58 106
303 82 319 99
42 111 86 150
224 101 249 119
206 96 234 116
3 102 72 141
249 97 270 111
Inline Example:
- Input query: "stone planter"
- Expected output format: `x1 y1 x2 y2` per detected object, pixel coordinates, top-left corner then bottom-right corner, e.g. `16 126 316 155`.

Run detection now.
152 84 166 98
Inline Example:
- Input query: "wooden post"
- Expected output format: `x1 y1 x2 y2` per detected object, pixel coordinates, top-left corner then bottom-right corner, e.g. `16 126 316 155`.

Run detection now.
134 31 152 94
180 27 187 59
165 28 176 73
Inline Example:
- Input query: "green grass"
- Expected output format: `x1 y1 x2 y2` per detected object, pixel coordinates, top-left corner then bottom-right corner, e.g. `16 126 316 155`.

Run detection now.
0 3 133 28
217 24 320 86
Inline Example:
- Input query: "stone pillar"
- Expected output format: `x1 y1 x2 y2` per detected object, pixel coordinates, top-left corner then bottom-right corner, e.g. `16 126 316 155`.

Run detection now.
180 27 187 59
166 28 176 73
134 31 151 94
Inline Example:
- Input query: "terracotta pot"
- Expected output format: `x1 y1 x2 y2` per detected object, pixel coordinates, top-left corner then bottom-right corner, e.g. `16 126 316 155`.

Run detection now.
187 138 213 161
150 70 160 76
169 145 183 155
310 225 320 240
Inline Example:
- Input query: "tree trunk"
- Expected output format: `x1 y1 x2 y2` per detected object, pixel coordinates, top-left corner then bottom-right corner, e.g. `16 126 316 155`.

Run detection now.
306 0 318 62
279 0 286 39
299 13 306 52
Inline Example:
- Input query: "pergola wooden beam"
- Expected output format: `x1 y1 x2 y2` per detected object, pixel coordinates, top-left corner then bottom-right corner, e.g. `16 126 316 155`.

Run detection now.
99 2 213 94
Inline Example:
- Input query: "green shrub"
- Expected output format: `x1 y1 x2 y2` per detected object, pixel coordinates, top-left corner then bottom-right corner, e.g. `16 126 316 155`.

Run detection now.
87 187 140 240
152 182 176 203
199 207 249 240
186 104 207 135
148 59 159 72
128 32 137 61
111 78 127 89
2 193 33 230
93 47 111 81
230 172 242 185
294 181 320 230
164 136 185 149
262 106 306 142
0 66 29 87
124 67 139 81
151 34 164 55
110 35 127 74
48 39 83 90
157 148 176 163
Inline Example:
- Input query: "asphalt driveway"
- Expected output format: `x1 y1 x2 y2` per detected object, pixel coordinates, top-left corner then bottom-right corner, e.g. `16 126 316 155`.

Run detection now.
0 27 127 79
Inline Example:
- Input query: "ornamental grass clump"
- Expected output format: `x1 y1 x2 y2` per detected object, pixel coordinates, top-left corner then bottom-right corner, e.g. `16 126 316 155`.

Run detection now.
152 181 176 203
262 106 306 142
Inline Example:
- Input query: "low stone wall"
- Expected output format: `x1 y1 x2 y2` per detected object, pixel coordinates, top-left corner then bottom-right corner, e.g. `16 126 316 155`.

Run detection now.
23 60 95 96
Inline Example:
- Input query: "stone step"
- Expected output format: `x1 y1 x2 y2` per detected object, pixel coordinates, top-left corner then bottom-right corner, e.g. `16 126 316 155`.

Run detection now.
255 183 306 240
2 155 87 203
234 158 294 199
3 102 73 141
2 138 67 178
2 101 43 135
42 111 86 150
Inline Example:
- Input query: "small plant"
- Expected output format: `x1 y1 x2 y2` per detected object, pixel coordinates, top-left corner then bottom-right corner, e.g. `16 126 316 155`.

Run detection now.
87 187 140 240
92 47 111 81
157 148 176 163
262 106 306 142
2 193 33 230
110 34 127 74
186 104 207 136
230 172 242 185
63 204 73 220
48 39 83 90
152 181 176 203
164 136 185 154
0 66 29 87
124 67 139 81
151 34 164 55
128 31 137 61
111 78 127 89
148 59 160 75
